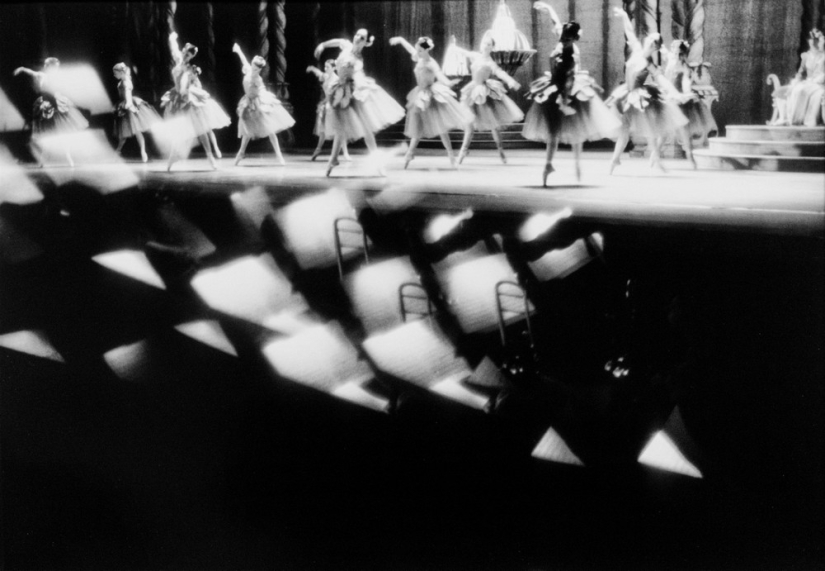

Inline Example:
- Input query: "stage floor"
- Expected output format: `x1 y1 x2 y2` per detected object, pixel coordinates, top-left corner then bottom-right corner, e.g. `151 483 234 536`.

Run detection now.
27 148 825 238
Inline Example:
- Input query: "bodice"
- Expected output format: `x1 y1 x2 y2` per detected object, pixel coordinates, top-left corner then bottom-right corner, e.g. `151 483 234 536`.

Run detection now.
469 58 495 84
413 58 439 88
243 72 264 97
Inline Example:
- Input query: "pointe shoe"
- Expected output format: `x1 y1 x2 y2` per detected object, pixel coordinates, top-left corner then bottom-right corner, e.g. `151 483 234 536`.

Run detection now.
404 152 413 170
141 152 149 163
326 158 339 177
609 159 620 175
542 163 555 187
575 164 581 182
234 153 243 166
310 149 321 161
457 149 467 164
214 148 222 159
276 154 286 166
499 150 507 164
689 156 697 170
342 154 353 162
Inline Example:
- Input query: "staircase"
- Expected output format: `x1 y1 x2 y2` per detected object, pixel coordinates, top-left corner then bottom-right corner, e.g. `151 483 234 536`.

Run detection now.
694 125 825 172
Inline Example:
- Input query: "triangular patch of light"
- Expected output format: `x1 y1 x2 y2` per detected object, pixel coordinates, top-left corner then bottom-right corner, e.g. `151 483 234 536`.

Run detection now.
638 430 702 479
0 330 64 362
174 320 237 356
93 250 166 289
531 427 584 466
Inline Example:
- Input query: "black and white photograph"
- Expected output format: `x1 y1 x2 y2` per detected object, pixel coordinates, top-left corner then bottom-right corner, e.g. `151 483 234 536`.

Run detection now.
0 1 822 569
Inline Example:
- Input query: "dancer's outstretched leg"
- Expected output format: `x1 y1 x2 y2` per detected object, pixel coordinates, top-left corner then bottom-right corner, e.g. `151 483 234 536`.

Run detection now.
458 127 474 164
327 134 342 177
649 136 666 173
404 137 420 169
610 128 629 175
680 128 696 169
198 134 218 169
167 141 181 172
492 128 506 164
311 135 325 161
439 133 456 168
543 135 559 187
235 136 251 165
573 142 582 182
208 131 222 159
135 132 148 162
268 133 286 165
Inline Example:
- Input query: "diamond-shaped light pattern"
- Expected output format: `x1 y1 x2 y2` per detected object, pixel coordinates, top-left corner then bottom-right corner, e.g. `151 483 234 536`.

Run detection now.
638 431 703 479
434 253 525 334
0 330 64 362
92 249 167 290
174 320 237 357
262 322 388 412
0 144 43 205
528 235 601 282
0 87 25 133
344 256 420 334
531 427 584 466
362 320 488 409
103 339 152 382
190 254 309 327
274 188 358 270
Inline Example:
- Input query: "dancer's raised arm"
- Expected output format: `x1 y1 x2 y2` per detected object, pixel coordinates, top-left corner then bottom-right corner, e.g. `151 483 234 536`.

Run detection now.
314 39 347 60
306 65 324 80
534 1 563 37
169 31 183 65
233 43 251 74
492 64 520 90
13 66 41 79
389 36 417 58
612 7 641 54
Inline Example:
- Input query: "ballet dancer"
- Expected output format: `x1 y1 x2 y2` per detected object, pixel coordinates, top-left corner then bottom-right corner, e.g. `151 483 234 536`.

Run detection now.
112 63 161 163
161 32 220 171
522 1 621 184
450 36 523 165
606 7 688 174
661 39 717 163
232 43 295 166
314 29 405 176
306 60 350 162
13 57 89 167
188 64 231 159
389 35 474 169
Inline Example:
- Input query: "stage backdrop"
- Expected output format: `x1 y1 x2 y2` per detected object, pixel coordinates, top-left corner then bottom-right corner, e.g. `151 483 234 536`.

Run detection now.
0 1 818 149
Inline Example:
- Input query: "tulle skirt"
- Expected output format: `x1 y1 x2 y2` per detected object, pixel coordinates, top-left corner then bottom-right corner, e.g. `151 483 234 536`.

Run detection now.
32 94 89 135
324 75 405 141
161 87 230 138
608 84 688 140
237 90 295 139
353 75 406 133
786 80 825 127
522 72 621 144
680 98 718 138
461 79 524 130
404 83 474 139
114 97 161 139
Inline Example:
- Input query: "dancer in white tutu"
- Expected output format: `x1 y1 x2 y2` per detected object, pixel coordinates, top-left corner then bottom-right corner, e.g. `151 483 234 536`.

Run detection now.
449 36 523 165
522 1 621 184
161 32 222 171
389 36 474 169
606 7 688 174
232 43 294 166
661 39 717 164
112 63 160 163
14 57 89 167
786 29 825 127
306 60 350 162
314 29 405 176
188 64 231 159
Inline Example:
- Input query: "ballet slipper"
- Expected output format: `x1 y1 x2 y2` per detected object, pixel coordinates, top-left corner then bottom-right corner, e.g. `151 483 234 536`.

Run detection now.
277 154 286 166
542 163 555 187
214 147 222 159
457 149 468 164
404 151 413 170
575 163 581 182
234 153 244 166
310 149 321 161
609 159 621 175
141 151 149 163
499 149 507 164
342 152 353 162
326 158 339 177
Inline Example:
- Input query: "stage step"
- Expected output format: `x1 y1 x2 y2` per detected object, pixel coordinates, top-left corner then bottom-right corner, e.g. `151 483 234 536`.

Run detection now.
697 125 825 172
725 125 825 142
708 138 825 158
376 121 545 149
693 149 825 172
